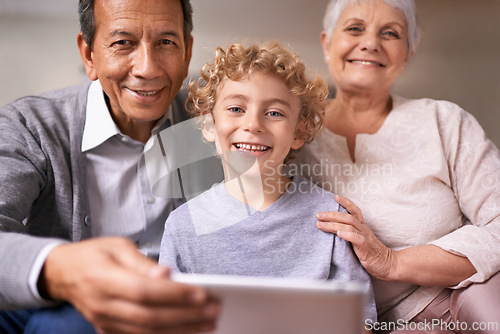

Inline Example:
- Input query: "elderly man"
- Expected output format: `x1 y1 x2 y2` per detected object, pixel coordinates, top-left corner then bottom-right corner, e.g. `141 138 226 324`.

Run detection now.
0 0 219 333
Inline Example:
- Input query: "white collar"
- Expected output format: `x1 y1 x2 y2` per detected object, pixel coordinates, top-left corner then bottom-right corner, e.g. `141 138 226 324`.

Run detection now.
81 80 172 152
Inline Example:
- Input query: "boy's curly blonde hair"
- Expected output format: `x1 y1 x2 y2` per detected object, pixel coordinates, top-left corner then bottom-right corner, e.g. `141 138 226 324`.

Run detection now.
187 41 328 143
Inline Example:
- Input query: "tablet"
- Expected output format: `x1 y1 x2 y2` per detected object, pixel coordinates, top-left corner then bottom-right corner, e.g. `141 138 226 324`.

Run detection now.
172 273 366 334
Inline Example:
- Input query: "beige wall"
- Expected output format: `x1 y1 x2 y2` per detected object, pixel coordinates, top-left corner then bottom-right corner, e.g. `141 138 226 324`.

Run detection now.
1 0 498 146
0 14 82 105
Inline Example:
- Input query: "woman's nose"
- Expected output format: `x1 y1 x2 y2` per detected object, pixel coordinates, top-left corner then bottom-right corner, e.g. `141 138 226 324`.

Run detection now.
359 32 381 52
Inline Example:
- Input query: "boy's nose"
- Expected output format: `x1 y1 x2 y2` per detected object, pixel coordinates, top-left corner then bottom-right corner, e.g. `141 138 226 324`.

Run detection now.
243 113 264 133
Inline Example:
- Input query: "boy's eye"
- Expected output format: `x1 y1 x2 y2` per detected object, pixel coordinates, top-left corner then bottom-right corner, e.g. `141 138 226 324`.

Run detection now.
266 111 283 117
228 107 244 113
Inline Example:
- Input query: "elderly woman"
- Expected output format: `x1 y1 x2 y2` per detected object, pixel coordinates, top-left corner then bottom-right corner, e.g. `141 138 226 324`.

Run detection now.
291 0 500 332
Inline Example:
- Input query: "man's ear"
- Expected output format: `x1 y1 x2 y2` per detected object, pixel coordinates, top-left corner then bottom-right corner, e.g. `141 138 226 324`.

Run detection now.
77 32 98 81
291 119 307 150
183 36 194 79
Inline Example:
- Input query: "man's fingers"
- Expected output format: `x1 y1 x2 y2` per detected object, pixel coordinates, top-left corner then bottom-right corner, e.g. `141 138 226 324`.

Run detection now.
87 257 211 307
83 238 210 307
88 298 219 334
95 315 216 334
106 238 167 278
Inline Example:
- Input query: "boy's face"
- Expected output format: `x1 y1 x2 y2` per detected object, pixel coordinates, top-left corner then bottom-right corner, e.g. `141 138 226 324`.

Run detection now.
205 72 305 178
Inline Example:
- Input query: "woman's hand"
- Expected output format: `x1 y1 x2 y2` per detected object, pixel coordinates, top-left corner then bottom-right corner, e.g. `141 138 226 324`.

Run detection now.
316 195 397 281
316 195 477 286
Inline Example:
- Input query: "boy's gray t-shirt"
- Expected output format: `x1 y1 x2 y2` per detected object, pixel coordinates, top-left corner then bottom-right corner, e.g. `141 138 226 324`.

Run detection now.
160 176 376 321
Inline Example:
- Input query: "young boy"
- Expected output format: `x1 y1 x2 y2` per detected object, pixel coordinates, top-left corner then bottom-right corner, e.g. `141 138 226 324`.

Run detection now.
159 41 376 323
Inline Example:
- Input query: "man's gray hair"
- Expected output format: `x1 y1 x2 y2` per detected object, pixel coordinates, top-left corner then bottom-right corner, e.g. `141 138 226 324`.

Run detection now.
78 0 193 50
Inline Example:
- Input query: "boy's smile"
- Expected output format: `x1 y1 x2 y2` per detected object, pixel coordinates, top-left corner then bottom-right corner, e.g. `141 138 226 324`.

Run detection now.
207 72 305 180
233 143 270 154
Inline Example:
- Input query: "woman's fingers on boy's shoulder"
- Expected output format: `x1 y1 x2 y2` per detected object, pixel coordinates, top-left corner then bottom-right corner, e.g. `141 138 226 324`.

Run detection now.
334 194 365 222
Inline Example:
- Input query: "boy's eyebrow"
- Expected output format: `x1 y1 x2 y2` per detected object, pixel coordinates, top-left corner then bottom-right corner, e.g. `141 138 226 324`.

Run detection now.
222 94 293 108
265 98 292 108
220 94 248 102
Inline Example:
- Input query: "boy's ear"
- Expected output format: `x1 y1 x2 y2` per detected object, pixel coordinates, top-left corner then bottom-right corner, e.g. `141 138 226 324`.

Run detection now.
291 120 307 150
200 113 216 142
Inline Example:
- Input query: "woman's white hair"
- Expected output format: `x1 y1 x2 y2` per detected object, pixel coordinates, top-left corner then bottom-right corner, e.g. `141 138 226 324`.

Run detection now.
322 0 421 54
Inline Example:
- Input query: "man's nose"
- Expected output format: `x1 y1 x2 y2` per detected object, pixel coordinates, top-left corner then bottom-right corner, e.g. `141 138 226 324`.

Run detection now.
131 44 161 79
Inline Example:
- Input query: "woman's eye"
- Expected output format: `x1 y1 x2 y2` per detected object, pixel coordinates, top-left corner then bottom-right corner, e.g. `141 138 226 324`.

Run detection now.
346 26 363 33
382 30 400 39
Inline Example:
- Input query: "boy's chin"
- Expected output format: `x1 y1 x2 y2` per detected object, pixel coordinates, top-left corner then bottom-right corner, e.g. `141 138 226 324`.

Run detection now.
227 165 263 180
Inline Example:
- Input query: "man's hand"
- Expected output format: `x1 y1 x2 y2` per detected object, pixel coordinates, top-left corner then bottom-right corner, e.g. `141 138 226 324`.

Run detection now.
38 237 219 334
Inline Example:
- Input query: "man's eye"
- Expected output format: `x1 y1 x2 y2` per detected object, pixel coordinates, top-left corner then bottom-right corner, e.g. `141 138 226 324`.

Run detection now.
161 39 174 45
111 40 132 48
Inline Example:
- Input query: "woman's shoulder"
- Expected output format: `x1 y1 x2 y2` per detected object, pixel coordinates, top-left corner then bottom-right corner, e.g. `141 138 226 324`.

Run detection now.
393 94 465 115
392 94 477 119
391 95 491 150
392 94 476 128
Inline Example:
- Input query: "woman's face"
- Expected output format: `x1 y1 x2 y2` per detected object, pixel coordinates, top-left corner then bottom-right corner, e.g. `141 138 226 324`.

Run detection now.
322 0 413 95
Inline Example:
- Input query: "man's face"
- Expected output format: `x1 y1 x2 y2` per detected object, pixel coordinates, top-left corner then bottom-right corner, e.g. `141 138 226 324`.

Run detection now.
80 0 192 128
